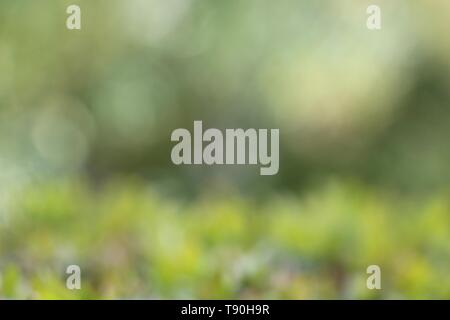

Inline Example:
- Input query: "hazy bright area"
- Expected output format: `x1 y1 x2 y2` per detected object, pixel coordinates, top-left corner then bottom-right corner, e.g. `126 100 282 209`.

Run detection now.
0 0 449 299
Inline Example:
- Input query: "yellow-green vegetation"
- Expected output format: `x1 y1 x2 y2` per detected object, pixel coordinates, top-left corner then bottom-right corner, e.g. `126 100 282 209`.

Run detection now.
1 178 448 299
1 1 450 300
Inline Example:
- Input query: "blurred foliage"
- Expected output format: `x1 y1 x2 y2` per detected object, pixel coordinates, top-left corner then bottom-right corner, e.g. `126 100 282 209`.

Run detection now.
0 178 449 299
0 0 450 299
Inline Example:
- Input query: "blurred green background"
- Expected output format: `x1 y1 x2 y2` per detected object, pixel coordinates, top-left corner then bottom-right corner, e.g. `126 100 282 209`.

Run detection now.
0 0 449 299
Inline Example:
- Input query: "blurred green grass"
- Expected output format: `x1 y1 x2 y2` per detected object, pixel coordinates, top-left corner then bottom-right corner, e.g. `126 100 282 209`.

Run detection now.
1 178 448 299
